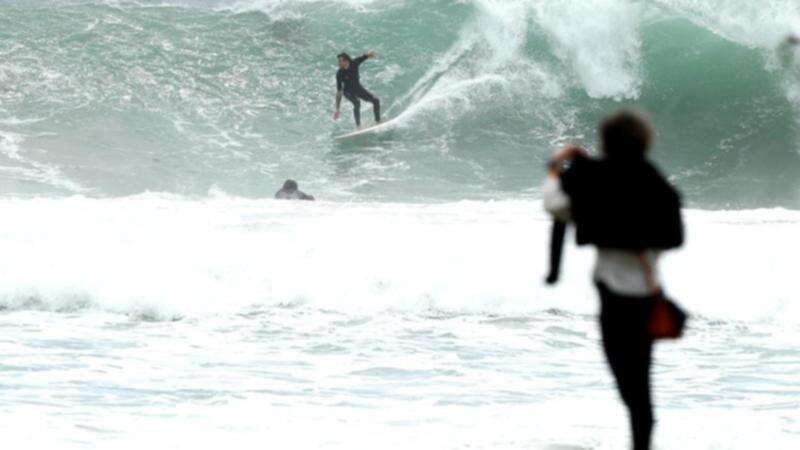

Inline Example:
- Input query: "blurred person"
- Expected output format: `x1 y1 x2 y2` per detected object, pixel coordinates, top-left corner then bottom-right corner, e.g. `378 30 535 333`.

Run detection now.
275 179 314 201
543 111 685 450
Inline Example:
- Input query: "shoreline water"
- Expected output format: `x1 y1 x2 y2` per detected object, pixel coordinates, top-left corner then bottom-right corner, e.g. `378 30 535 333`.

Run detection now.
2 292 798 449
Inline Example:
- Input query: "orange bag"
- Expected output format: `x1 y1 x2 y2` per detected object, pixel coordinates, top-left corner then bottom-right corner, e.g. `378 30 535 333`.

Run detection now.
639 253 688 340
648 296 687 339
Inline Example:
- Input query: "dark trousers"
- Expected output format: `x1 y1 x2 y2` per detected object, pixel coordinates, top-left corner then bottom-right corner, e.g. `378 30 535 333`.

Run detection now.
596 282 655 450
344 87 380 127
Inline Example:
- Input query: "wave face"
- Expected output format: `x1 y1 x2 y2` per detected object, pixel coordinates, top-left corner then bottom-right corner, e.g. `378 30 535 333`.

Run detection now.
1 0 799 207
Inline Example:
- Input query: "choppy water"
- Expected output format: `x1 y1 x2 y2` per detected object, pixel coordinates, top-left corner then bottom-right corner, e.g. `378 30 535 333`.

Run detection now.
1 0 800 206
1 0 799 448
1 198 799 448
3 306 797 449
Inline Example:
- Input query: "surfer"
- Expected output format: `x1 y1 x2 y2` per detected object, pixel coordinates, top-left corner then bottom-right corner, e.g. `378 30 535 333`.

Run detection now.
333 51 381 128
778 34 800 67
275 179 314 201
778 34 800 94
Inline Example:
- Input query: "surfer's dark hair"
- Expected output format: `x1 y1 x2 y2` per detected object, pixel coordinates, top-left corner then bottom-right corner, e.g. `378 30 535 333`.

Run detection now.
283 179 298 191
601 110 652 159
337 52 352 62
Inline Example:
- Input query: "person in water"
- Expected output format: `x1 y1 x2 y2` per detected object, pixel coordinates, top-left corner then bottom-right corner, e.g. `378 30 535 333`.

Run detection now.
333 51 381 128
543 111 684 450
779 34 800 66
275 179 314 201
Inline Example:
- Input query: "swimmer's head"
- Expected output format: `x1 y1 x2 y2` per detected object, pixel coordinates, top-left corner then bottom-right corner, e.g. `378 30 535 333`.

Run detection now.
282 179 299 192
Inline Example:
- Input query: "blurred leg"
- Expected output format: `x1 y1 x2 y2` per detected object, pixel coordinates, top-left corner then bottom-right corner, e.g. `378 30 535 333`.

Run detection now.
598 284 655 450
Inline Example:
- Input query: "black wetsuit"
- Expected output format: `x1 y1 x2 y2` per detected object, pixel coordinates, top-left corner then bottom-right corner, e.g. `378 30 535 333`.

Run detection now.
337 55 380 127
275 188 314 201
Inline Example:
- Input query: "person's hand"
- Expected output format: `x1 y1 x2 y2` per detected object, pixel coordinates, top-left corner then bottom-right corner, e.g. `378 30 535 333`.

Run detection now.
333 110 340 121
366 50 376 59
547 146 585 175
552 146 584 163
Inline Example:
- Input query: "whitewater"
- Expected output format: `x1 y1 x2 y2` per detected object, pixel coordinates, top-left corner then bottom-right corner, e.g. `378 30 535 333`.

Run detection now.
1 0 799 449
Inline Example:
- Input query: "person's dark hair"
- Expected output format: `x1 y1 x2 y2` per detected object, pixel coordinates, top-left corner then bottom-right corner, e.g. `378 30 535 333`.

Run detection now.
337 52 352 62
282 179 298 191
600 110 653 159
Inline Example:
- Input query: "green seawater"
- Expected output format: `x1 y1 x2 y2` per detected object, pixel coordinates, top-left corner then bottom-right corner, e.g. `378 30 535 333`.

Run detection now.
0 0 798 208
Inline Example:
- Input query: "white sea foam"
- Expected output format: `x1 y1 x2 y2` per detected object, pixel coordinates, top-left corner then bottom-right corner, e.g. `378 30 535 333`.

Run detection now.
653 0 800 48
0 196 797 449
0 196 797 324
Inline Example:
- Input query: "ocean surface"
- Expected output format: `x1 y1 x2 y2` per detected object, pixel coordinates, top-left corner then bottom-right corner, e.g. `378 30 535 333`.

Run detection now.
1 1 799 448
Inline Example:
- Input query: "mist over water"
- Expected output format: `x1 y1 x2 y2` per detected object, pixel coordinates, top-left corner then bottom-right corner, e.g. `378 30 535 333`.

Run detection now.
0 0 798 206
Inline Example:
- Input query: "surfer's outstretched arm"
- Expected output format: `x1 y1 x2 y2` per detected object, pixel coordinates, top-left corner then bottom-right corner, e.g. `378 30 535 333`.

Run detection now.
354 51 376 66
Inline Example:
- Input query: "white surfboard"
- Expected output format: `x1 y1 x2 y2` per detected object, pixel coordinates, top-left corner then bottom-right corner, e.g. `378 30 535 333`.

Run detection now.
334 116 398 141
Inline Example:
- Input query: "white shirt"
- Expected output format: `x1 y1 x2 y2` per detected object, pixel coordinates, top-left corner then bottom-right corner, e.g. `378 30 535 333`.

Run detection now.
542 176 661 297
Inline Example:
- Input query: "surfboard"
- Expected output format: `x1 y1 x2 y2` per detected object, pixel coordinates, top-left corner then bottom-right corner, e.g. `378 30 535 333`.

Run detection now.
334 116 397 141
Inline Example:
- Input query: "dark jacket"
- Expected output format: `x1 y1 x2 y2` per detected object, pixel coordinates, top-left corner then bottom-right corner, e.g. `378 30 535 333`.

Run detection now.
336 54 369 93
559 155 683 250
